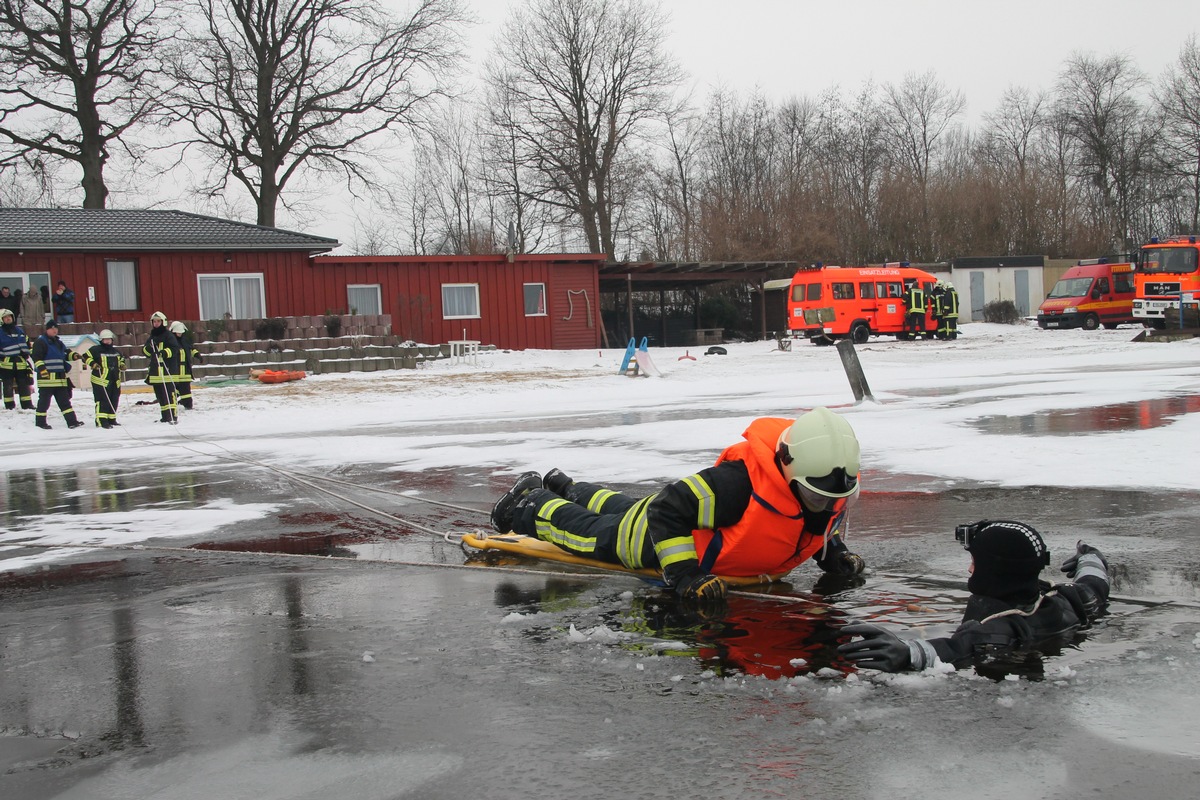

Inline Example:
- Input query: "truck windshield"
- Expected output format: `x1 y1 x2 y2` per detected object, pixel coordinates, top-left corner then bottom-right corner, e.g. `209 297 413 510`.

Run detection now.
1140 246 1198 274
1047 277 1094 298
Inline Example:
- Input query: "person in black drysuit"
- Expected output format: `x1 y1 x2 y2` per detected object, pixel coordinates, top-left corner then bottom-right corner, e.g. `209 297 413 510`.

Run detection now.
143 311 181 423
838 520 1109 672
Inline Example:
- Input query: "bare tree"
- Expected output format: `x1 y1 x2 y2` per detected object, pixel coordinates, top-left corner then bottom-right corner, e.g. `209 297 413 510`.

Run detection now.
167 0 465 227
980 87 1050 252
1056 53 1159 248
881 71 965 259
0 0 169 208
486 0 683 256
1156 35 1200 234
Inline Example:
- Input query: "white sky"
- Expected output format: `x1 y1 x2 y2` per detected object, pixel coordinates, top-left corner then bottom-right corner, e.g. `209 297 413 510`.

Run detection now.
468 0 1199 123
4 323 1200 573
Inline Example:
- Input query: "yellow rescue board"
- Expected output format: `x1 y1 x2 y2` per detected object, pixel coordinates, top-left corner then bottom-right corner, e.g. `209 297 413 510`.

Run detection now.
460 531 786 586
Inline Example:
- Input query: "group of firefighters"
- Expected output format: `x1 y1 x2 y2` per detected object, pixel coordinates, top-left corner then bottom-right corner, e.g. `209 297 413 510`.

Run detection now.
903 279 960 340
0 308 201 429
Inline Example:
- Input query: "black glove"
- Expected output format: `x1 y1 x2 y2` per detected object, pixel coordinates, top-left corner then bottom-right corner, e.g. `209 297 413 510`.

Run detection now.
816 536 866 576
193 352 204 364
672 564 727 605
837 623 913 672
1061 541 1108 578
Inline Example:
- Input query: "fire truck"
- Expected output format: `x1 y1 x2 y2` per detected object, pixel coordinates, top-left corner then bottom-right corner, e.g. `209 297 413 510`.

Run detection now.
1134 236 1200 328
786 263 939 344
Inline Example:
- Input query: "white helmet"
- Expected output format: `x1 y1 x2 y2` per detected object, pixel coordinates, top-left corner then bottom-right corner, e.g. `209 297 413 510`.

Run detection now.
99 329 116 341
150 311 167 324
0 308 13 322
776 407 861 501
169 320 186 335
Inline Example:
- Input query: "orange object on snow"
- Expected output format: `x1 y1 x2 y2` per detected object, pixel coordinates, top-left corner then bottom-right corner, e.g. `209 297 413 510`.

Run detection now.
255 369 306 384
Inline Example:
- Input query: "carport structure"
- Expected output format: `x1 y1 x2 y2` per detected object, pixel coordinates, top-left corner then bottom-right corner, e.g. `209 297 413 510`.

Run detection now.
598 260 797 346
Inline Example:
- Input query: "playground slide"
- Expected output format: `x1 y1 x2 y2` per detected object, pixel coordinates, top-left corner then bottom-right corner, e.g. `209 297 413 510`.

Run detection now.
633 349 661 377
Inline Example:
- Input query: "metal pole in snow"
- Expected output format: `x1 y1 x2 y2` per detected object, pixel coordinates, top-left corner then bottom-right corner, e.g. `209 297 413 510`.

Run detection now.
835 339 875 404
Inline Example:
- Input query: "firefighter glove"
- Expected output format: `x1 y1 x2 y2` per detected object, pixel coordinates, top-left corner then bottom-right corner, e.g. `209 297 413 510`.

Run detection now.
1060 541 1108 579
673 565 727 605
816 535 865 575
838 623 936 672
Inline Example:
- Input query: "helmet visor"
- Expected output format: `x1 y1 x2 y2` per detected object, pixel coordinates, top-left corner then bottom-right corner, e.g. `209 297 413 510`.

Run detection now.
791 475 859 511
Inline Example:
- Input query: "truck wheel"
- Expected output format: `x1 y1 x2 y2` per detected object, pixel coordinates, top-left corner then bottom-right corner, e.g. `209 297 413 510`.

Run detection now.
1082 313 1100 331
850 322 870 344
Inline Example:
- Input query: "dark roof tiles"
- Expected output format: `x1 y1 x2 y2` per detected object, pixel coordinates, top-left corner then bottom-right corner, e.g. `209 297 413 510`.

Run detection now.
0 208 339 252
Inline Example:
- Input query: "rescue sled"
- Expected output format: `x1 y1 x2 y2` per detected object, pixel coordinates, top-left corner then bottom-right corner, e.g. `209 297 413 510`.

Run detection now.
254 369 306 384
460 531 787 586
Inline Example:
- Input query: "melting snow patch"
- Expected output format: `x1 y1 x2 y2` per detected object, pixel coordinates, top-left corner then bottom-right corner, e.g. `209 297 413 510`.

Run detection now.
501 612 528 623
567 623 629 643
789 657 808 667
997 696 1016 708
646 641 689 652
361 651 375 663
815 667 842 679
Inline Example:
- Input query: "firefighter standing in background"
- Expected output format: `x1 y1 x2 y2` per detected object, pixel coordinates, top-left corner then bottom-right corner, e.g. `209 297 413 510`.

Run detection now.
82 329 126 428
31 319 84 429
939 281 960 340
143 311 181 424
168 320 202 410
0 308 35 411
930 282 947 339
902 280 927 340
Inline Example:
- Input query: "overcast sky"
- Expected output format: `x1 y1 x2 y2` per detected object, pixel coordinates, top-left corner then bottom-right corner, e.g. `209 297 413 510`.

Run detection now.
468 0 1199 122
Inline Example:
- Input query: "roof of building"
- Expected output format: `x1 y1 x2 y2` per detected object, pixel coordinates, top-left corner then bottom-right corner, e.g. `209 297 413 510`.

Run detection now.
0 208 339 252
599 260 797 291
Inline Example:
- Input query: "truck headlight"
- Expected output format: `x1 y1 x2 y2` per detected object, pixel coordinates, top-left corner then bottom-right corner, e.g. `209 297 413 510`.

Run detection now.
1064 307 1077 314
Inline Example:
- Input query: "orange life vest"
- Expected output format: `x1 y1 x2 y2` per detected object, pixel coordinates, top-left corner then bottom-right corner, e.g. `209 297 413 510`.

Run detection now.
692 417 849 578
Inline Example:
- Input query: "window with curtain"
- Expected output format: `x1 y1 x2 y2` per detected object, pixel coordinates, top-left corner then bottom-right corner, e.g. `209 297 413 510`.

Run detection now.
441 284 479 319
106 260 139 310
347 284 381 315
198 274 265 320
523 283 546 316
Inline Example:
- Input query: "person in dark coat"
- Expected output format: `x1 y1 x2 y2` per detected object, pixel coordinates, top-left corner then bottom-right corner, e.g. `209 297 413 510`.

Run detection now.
143 311 181 423
31 319 84 429
0 286 19 317
838 520 1109 673
82 329 126 428
52 281 76 323
0 307 35 410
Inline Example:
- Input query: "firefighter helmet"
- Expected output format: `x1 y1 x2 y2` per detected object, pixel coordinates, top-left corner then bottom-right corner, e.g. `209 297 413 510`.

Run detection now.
150 311 167 324
0 308 13 321
99 329 116 341
169 321 186 335
776 407 860 499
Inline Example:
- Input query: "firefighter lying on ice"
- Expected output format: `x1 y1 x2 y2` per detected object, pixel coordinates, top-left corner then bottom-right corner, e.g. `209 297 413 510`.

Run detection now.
838 520 1110 672
489 407 866 607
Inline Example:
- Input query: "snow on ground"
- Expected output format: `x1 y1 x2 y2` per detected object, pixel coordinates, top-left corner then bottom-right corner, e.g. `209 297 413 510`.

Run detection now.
2 321 1198 569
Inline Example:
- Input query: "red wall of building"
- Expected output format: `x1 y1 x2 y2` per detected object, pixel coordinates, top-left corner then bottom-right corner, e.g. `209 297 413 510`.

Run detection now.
0 251 604 350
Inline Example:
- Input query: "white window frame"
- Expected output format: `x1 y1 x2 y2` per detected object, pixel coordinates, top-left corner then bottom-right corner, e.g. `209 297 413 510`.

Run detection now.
346 284 382 316
441 283 480 320
106 260 139 311
523 282 547 317
197 273 266 320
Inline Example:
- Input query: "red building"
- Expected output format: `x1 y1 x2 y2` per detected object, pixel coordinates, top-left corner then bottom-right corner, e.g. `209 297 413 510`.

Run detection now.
0 208 605 350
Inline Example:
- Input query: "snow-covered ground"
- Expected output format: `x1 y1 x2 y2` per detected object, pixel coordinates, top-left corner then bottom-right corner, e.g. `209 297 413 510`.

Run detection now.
3 321 1199 572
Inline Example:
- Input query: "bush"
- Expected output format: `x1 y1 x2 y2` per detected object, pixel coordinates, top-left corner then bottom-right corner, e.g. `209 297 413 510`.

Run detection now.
324 314 342 337
254 317 288 340
982 300 1021 324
